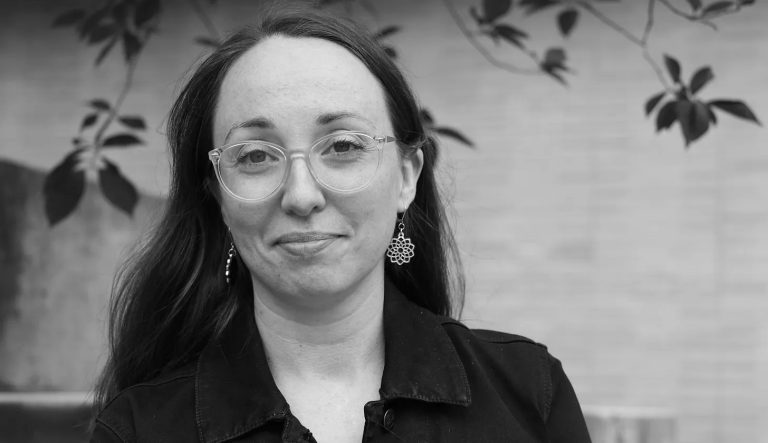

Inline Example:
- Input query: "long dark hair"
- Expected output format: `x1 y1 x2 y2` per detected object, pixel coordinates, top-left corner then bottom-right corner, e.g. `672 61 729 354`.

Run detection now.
93 8 464 413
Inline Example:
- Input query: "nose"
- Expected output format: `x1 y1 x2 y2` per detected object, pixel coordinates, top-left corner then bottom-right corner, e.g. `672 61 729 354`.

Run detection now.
280 155 326 217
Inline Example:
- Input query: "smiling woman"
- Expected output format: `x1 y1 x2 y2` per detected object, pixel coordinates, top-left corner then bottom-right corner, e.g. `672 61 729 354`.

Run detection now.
90 7 590 443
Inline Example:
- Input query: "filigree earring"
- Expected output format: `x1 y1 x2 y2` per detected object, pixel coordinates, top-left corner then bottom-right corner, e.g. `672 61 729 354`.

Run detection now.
387 216 415 265
225 242 236 285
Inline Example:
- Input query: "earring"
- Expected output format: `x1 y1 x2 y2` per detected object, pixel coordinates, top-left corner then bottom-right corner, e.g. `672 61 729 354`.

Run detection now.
387 217 415 265
225 242 236 284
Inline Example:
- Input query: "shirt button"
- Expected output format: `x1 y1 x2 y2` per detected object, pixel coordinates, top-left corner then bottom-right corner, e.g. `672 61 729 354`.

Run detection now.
383 408 395 429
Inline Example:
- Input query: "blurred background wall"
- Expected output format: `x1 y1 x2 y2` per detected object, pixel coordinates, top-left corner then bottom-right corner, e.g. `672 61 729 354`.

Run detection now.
1 0 766 442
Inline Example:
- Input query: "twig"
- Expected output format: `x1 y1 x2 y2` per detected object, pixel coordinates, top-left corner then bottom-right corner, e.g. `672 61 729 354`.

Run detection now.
188 0 221 41
641 0 672 90
642 49 671 91
441 0 539 75
641 0 656 45
657 0 718 30
94 58 138 147
577 0 672 91
576 1 642 46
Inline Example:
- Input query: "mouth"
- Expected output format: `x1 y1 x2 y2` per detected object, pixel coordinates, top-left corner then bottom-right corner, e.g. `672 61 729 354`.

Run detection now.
274 232 343 257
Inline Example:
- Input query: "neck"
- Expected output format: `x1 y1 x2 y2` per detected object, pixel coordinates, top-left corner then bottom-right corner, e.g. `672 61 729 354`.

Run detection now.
253 273 386 379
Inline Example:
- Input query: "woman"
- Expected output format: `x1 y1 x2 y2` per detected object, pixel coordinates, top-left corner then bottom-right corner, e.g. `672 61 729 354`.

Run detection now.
91 8 591 443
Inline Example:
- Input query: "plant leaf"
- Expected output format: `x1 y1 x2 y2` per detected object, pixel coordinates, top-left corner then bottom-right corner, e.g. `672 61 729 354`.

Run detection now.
88 99 111 111
95 35 118 66
674 100 710 146
703 1 733 14
52 9 86 27
541 48 570 85
686 0 702 10
43 150 86 225
557 8 578 37
420 108 435 126
383 46 397 59
87 24 117 45
689 66 714 95
663 54 681 84
102 133 144 148
519 0 559 14
675 100 694 145
118 116 146 130
483 0 513 22
194 36 221 48
469 6 484 24
542 67 566 85
374 26 400 39
709 99 762 125
135 0 161 28
111 2 129 27
543 47 567 65
434 127 475 147
77 7 109 41
494 24 528 48
122 31 142 62
689 100 711 144
81 113 98 131
707 105 718 125
645 91 666 116
99 159 138 216
656 100 678 131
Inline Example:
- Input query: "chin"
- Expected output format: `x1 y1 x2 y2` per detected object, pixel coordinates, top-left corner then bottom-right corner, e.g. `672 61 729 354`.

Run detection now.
258 260 382 303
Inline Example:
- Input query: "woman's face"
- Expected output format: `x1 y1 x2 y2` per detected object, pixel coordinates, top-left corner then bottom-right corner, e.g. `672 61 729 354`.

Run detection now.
213 35 422 308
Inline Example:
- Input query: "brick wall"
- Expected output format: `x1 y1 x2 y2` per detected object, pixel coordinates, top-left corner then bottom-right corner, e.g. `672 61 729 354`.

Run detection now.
1 0 767 441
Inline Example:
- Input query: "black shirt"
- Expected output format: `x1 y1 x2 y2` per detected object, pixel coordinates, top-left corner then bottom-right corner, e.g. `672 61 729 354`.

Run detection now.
92 283 591 442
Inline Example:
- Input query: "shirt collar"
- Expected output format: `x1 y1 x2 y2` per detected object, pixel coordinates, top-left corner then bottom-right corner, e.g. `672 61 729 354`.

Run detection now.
379 279 471 405
195 281 471 442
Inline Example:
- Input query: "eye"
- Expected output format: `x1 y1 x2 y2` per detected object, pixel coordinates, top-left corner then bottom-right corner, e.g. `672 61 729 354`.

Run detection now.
328 139 361 154
235 144 280 165
318 134 372 157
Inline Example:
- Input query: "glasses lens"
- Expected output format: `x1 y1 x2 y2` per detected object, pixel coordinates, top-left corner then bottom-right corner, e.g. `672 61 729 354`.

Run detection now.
310 133 381 191
218 142 286 200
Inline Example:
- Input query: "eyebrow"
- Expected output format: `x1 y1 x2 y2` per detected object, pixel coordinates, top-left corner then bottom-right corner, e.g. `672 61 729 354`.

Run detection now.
315 111 374 126
224 117 274 142
224 111 374 142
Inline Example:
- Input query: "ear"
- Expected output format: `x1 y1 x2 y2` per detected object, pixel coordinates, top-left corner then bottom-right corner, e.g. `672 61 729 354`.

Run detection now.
397 148 424 213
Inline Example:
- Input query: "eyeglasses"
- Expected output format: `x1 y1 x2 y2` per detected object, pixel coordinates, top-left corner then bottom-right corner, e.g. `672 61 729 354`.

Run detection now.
208 131 397 202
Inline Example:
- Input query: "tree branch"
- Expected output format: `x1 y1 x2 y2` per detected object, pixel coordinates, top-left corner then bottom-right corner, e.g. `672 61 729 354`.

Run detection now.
576 0 672 91
657 0 718 30
575 1 643 46
642 48 671 91
641 0 656 45
441 0 539 75
188 0 221 41
94 58 137 147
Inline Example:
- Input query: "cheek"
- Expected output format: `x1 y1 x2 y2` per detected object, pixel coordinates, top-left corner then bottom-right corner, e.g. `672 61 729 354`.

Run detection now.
343 162 402 240
220 199 269 240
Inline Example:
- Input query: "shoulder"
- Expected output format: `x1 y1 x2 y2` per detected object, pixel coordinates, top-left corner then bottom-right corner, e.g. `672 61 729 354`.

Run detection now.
438 317 560 419
93 366 197 442
439 316 550 363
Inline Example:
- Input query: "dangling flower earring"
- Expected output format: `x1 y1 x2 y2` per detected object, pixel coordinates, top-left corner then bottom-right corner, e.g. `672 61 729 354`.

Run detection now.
387 215 415 265
225 242 236 285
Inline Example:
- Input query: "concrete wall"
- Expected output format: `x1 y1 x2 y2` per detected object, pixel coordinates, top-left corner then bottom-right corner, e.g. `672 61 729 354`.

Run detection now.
1 0 767 442
0 160 162 391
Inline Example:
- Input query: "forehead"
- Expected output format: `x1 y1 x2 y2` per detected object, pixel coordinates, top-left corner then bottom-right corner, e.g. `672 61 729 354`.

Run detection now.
214 35 390 143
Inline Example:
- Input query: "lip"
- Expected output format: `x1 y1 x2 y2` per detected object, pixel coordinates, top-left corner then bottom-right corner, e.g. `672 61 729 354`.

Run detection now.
274 232 343 257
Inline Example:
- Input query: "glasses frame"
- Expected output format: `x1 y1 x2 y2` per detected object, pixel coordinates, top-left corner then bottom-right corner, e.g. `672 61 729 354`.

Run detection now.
208 131 397 202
